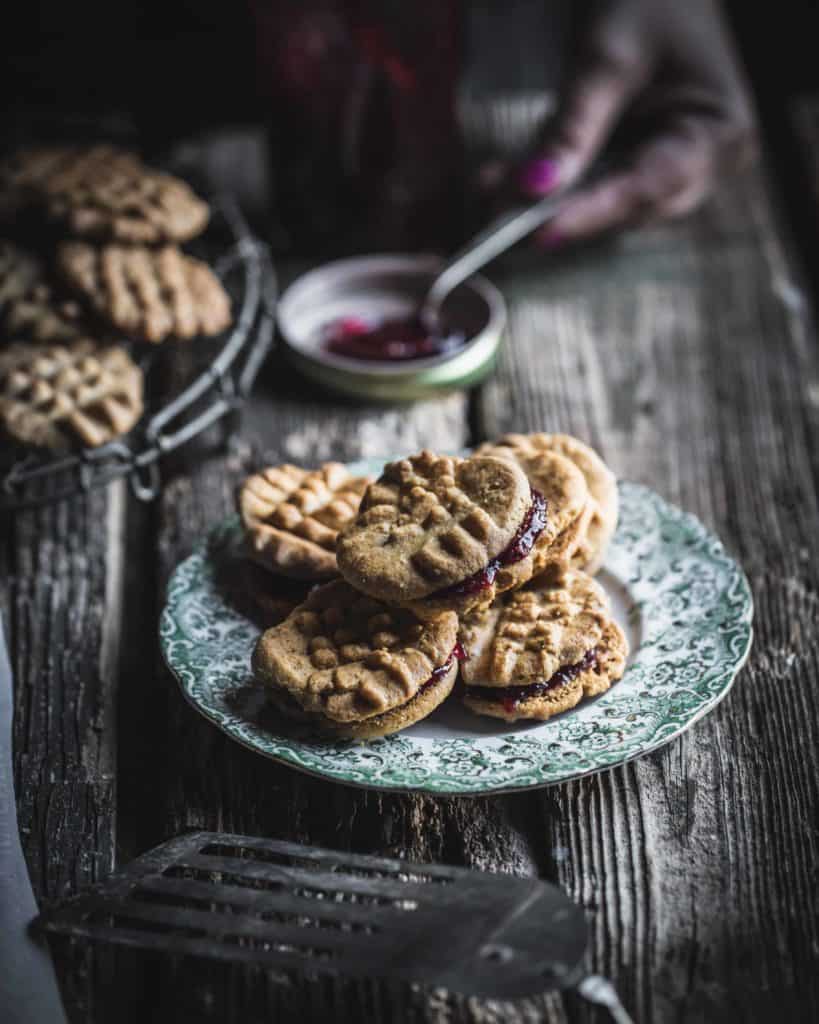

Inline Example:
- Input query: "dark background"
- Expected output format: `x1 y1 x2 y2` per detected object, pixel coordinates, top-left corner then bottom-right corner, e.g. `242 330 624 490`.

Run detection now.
1 2 816 133
2 1 819 274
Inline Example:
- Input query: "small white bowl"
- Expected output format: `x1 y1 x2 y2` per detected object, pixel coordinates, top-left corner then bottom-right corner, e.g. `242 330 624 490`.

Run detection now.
276 254 506 401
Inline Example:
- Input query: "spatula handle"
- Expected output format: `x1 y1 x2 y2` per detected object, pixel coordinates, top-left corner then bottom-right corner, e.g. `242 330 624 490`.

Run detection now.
577 974 636 1024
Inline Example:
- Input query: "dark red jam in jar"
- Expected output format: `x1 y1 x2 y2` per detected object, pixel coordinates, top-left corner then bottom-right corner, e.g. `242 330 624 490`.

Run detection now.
469 648 599 714
323 315 467 362
431 489 548 600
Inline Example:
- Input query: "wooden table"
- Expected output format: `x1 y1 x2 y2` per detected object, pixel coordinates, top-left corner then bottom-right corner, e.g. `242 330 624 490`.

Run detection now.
3 134 819 1022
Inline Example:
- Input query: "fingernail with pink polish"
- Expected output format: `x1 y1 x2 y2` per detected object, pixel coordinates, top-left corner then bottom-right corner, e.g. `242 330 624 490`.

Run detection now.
518 157 560 196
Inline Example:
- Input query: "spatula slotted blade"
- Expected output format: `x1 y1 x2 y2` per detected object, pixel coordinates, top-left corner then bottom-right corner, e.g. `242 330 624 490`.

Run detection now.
38 830 587 1000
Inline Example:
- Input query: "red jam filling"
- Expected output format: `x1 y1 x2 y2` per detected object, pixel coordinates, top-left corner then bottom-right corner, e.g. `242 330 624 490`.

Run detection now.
416 641 468 697
468 648 599 714
323 315 467 362
430 489 547 600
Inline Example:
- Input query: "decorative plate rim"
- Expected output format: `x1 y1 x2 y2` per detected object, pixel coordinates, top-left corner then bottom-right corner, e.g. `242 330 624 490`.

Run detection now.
160 474 753 795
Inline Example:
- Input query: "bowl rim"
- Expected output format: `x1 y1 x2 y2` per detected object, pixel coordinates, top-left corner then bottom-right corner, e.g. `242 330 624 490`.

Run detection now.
276 253 507 377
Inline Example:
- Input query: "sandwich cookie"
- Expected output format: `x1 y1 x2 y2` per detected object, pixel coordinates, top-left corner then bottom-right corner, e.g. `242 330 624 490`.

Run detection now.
240 462 372 580
478 433 617 574
337 450 584 617
460 567 627 722
252 580 461 739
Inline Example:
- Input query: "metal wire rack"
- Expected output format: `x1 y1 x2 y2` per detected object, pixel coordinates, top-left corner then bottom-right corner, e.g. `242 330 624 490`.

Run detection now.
0 195 276 511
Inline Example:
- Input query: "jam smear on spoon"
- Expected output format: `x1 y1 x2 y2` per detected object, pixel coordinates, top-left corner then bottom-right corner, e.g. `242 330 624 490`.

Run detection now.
323 315 467 362
431 489 548 600
468 648 599 714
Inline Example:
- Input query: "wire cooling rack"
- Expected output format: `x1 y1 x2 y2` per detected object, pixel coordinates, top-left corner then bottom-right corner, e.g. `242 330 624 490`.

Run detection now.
0 195 275 511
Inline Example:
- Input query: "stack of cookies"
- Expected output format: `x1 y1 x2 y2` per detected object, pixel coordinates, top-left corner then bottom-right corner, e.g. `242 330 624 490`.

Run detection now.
244 435 628 740
0 144 232 451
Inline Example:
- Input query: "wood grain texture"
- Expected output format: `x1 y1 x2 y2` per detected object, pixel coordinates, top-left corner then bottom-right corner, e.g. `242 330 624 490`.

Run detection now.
117 365 569 1023
7 123 819 1023
0 482 129 1024
0 483 124 903
476 167 819 1022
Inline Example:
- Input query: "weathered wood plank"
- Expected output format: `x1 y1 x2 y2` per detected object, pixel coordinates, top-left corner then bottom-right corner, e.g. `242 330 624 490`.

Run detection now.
133 162 819 1021
475 166 819 1022
27 126 819 1023
0 482 128 1024
0 483 124 905
126 365 572 1023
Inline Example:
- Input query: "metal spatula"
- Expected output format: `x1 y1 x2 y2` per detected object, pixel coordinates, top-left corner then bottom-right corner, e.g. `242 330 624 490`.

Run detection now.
37 830 632 1018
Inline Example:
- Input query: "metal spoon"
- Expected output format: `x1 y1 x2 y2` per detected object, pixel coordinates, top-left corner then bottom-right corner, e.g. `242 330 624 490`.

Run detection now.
420 183 575 333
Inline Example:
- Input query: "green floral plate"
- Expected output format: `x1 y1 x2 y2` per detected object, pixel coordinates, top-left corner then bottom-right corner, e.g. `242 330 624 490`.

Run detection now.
160 463 753 795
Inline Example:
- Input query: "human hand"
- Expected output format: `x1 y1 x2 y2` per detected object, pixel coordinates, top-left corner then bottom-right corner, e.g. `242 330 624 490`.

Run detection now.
516 0 757 245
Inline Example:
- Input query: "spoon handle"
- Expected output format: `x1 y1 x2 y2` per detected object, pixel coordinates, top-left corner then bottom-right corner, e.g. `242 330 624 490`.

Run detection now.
422 186 573 322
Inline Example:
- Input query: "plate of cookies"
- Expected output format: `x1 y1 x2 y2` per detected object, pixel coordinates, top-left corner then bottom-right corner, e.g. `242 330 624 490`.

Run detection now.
0 144 269 506
161 436 753 794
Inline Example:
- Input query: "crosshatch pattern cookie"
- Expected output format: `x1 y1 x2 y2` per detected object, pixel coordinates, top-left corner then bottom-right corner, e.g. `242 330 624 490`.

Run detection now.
252 580 459 738
337 450 579 617
472 440 590 566
0 338 143 449
58 241 232 343
240 463 372 580
460 567 627 722
0 145 210 243
0 241 84 343
478 433 617 574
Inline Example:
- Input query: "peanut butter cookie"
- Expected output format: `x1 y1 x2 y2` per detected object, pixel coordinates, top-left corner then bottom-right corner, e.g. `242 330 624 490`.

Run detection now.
0 145 209 243
240 462 372 580
478 433 617 574
0 338 143 449
58 241 231 343
252 580 460 738
337 450 584 617
460 567 627 722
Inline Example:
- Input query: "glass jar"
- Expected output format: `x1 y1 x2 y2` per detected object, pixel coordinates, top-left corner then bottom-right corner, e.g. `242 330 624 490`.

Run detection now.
252 0 464 256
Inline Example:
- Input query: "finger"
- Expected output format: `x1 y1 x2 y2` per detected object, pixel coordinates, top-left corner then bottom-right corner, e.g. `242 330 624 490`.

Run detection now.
520 26 652 195
534 119 716 244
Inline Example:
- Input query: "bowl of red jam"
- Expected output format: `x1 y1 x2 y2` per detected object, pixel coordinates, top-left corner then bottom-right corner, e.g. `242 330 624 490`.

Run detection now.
276 255 506 401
